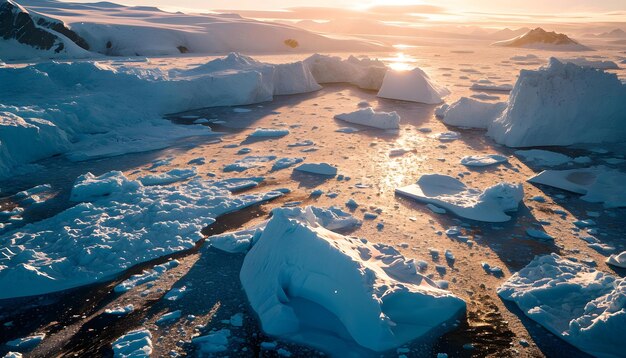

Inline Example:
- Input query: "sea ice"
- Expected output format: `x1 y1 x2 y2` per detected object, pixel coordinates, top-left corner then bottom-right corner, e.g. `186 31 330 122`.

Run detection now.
460 154 508 167
515 149 572 166
377 67 450 104
606 251 626 269
138 168 197 186
528 166 626 208
294 163 338 176
112 329 152 358
334 107 400 129
498 253 625 357
436 98 506 129
396 174 523 222
240 208 466 354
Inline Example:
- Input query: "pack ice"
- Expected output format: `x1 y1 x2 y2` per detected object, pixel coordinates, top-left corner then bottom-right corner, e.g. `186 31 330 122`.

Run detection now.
395 174 523 222
0 171 283 299
498 254 625 358
240 208 466 355
0 53 320 177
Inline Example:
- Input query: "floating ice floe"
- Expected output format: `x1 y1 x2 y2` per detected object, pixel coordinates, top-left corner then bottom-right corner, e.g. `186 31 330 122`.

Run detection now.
114 260 179 293
395 174 523 222
248 128 290 138
0 172 283 299
192 329 231 354
70 171 141 202
112 329 153 358
223 155 277 172
460 154 508 167
435 131 461 142
498 253 625 358
105 304 135 316
377 67 450 104
138 168 197 186
528 166 626 208
334 107 400 129
272 157 304 171
5 334 45 349
294 163 338 176
304 54 387 90
515 149 572 166
240 208 466 355
435 98 506 129
606 251 626 268
525 228 554 241
469 81 513 92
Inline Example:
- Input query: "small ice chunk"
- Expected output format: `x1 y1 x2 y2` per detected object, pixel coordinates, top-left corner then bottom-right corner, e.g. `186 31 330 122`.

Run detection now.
294 163 337 176
460 154 508 167
112 329 152 358
334 107 400 129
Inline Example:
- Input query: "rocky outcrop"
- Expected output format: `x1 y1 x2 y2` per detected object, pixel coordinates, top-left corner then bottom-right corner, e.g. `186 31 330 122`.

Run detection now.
0 0 89 53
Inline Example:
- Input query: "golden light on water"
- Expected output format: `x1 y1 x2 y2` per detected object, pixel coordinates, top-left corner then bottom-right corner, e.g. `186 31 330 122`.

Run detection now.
386 52 417 71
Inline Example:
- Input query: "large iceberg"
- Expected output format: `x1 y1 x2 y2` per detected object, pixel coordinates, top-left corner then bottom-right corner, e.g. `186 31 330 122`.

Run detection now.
498 254 625 358
0 53 320 177
438 59 626 147
0 171 283 299
240 208 466 355
488 58 626 147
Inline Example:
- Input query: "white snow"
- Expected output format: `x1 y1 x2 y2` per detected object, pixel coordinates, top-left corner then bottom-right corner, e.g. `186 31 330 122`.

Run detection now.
294 163 338 176
69 171 140 202
606 251 626 268
105 304 134 315
436 98 506 129
192 329 231 353
0 52 325 177
498 253 625 358
208 206 361 253
488 58 626 147
240 208 466 354
112 329 152 358
377 68 450 104
515 149 572 166
460 154 508 167
138 168 197 186
334 107 400 129
559 57 620 70
528 166 626 208
156 310 181 324
304 54 387 90
395 174 523 222
5 334 45 349
0 171 283 299
248 128 290 138
6 0 381 59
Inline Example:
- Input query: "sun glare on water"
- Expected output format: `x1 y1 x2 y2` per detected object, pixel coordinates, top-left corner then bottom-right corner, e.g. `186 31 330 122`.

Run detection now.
386 52 417 71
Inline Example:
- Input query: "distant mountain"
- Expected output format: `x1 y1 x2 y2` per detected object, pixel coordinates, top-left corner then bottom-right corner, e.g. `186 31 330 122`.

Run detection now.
492 27 591 51
488 27 530 41
1 0 385 61
0 0 90 57
595 29 626 38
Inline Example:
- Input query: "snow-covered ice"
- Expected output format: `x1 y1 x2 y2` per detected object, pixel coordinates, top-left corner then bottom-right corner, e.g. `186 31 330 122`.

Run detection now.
528 166 626 208
515 149 572 166
498 254 625 358
606 251 626 269
396 174 523 222
334 107 400 129
294 163 338 176
240 208 466 354
112 329 153 358
248 128 290 138
436 98 506 129
192 329 231 354
138 168 197 186
304 54 387 90
5 334 45 349
0 171 283 299
460 154 508 167
488 58 626 147
377 68 450 104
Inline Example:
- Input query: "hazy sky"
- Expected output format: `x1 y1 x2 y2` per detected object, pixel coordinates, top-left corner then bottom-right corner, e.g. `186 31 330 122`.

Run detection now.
66 0 626 13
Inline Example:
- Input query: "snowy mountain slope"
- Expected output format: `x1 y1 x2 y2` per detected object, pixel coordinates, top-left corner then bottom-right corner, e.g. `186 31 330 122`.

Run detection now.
492 27 591 51
1 0 384 60
0 0 91 59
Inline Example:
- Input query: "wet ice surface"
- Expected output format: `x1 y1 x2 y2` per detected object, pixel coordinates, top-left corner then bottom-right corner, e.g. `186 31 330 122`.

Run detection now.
1 43 625 357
